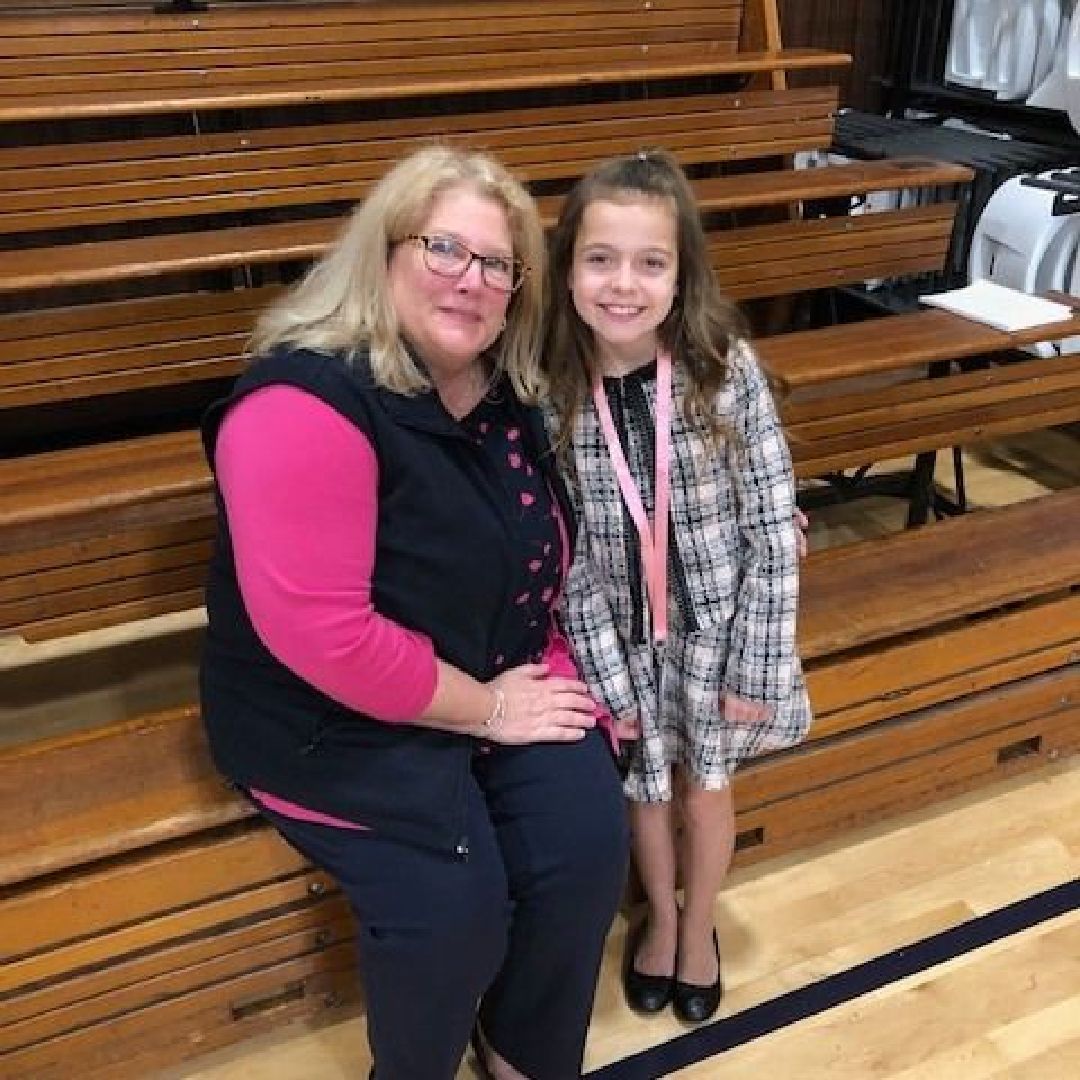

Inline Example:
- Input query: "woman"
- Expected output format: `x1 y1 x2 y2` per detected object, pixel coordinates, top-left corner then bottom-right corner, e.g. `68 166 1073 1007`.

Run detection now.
199 146 630 1080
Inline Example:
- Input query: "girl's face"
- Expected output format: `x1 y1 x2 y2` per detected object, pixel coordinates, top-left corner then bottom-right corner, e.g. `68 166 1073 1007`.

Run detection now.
569 195 678 375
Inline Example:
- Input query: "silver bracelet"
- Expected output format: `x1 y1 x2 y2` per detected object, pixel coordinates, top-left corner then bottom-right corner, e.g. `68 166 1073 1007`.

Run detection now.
483 687 506 733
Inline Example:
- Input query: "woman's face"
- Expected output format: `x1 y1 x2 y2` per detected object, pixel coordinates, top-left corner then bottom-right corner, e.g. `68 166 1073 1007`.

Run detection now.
388 184 514 378
569 195 678 374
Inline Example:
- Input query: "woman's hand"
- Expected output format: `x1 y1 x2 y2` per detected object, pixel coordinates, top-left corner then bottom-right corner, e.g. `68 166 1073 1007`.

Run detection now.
486 664 597 745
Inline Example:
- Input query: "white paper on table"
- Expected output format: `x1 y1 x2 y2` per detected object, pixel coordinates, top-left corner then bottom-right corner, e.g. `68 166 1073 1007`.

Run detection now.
919 278 1075 332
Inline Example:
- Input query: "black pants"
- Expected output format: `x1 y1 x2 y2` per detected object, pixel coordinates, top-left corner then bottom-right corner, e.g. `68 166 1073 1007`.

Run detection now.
261 730 629 1079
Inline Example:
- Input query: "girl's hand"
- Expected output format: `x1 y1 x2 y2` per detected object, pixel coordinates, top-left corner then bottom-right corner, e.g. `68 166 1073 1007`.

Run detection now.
486 664 597 745
720 691 772 726
795 507 809 560
614 711 641 741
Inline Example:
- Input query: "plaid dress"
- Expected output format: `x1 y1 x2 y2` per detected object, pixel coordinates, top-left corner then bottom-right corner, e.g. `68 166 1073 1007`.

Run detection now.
556 341 812 803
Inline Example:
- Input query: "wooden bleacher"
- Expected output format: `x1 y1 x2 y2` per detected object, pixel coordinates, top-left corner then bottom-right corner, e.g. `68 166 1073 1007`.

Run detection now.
736 488 1080 860
5 490 1079 1075
1 1 1078 1076
1 152 966 407
0 146 976 638
0 1 812 120
3 129 980 637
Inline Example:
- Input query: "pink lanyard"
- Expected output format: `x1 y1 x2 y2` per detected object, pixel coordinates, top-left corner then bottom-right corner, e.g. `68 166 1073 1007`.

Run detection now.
591 349 673 645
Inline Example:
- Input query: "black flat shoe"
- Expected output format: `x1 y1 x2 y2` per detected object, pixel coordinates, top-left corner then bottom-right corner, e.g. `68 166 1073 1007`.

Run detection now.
623 921 675 1014
672 930 723 1024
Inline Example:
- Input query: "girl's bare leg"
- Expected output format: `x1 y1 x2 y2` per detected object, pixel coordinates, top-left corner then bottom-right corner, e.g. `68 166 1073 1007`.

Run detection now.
627 799 680 974
676 779 735 984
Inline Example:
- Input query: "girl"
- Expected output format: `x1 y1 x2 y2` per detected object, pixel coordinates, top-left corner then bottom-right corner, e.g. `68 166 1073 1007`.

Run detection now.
544 150 812 1025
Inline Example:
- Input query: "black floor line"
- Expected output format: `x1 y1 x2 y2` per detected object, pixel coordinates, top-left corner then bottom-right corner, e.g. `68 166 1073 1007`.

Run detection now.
588 877 1080 1080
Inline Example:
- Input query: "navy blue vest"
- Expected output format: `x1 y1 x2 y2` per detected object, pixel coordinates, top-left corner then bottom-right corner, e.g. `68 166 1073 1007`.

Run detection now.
199 347 574 855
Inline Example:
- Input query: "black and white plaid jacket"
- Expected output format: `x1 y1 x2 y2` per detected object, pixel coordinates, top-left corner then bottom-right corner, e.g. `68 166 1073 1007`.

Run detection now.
553 340 808 724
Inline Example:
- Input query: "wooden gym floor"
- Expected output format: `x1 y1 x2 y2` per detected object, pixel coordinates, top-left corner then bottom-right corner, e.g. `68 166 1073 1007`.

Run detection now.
153 427 1080 1079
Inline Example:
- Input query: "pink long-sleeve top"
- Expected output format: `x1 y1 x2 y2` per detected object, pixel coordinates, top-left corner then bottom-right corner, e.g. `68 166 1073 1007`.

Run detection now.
215 384 584 829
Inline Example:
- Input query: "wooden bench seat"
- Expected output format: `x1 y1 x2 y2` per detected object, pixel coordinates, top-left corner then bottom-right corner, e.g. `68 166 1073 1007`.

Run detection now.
0 428 209 544
686 155 970 211
736 668 1079 860
2 167 962 308
3 195 958 301
0 222 332 296
2 84 840 234
0 429 212 640
758 305 1080 393
4 102 949 251
733 486 1080 862
785 351 1080 478
0 705 244 886
799 485 1080 672
0 287 276 410
753 305 1080 479
0 1 848 122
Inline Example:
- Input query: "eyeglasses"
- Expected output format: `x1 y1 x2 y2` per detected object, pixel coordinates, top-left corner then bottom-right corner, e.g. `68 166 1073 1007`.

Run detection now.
405 233 526 293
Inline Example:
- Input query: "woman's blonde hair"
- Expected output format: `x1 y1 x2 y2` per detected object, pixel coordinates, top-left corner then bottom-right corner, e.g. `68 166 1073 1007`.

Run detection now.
251 145 547 402
543 149 746 448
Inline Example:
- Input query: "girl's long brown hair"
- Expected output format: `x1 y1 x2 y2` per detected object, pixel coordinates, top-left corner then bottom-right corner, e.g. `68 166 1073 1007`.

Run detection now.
543 149 746 453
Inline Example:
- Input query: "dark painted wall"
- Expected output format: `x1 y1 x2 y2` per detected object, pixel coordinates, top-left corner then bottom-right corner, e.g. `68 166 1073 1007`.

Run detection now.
779 0 888 111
